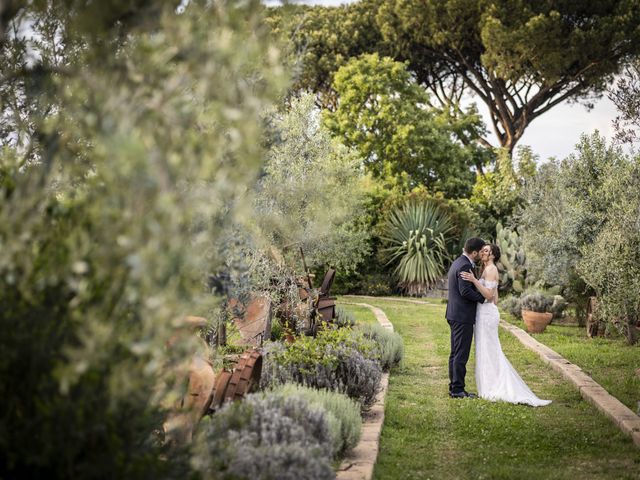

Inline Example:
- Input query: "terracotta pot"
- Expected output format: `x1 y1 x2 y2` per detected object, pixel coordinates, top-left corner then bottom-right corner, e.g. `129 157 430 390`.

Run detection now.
521 310 553 333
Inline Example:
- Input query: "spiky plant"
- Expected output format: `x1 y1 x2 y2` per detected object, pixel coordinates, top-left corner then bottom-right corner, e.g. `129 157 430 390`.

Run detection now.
382 200 453 295
495 222 528 293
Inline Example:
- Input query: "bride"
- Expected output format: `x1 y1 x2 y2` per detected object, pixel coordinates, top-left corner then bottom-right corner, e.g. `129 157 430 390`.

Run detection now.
459 244 551 407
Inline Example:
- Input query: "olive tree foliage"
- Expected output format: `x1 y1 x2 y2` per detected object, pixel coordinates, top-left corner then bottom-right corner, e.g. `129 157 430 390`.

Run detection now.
0 0 287 477
578 156 640 344
212 93 370 313
377 0 640 154
470 146 537 237
254 93 370 272
323 53 482 197
519 134 622 287
518 133 639 340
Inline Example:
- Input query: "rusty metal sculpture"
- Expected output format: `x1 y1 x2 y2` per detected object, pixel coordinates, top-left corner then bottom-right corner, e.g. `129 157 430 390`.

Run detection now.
163 315 263 446
163 316 215 445
211 349 263 408
228 296 273 346
316 268 336 324
274 266 337 336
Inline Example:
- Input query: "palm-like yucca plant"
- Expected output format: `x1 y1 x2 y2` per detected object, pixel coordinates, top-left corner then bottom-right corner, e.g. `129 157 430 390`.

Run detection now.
381 200 454 295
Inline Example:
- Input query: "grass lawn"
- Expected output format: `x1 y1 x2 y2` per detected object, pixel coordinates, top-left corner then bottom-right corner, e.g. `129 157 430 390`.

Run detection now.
340 296 640 480
501 314 640 412
338 302 379 325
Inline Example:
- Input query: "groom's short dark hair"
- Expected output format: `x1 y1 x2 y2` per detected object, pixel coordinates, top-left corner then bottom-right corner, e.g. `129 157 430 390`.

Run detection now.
464 237 485 254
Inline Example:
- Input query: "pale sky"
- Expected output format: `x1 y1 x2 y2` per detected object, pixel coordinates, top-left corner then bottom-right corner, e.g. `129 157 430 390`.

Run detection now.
266 0 622 161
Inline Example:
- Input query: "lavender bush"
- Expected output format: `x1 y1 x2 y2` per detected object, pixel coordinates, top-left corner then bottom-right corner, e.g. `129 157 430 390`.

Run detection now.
356 324 404 371
271 383 362 456
193 392 335 480
334 306 356 328
261 328 382 408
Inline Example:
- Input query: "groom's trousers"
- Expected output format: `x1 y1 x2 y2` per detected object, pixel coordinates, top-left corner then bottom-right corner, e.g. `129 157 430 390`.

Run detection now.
448 320 474 394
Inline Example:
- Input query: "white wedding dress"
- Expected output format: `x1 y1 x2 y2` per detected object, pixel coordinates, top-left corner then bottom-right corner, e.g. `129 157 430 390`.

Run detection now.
475 279 551 407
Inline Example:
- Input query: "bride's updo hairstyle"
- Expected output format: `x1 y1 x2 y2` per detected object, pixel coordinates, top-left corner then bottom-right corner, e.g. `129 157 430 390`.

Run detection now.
490 244 501 263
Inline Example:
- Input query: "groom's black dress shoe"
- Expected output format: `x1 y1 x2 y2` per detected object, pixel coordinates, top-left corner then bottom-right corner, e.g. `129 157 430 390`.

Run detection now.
449 391 478 399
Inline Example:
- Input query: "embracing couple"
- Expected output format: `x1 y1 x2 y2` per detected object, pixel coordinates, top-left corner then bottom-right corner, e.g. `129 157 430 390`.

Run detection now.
446 237 551 406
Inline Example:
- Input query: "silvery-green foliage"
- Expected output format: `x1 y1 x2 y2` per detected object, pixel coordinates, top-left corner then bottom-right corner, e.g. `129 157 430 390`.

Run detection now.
519 292 553 313
518 161 580 288
356 324 404 371
518 134 625 303
518 133 640 338
271 383 362 457
261 331 383 408
255 93 370 272
0 1 287 477
499 296 523 319
227 246 307 332
577 154 640 344
215 91 372 332
193 392 335 480
337 346 383 407
334 306 356 328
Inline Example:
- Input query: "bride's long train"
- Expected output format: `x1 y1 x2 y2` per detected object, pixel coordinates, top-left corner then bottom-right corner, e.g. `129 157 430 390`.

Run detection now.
474 282 551 407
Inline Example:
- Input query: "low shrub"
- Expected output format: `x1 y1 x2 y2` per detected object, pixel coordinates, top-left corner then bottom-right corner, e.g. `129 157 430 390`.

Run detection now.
502 292 568 322
270 317 284 341
356 324 404 371
334 306 356 328
261 327 382 408
194 392 334 480
272 383 362 456
550 295 569 319
500 295 522 319
520 292 553 313
359 273 394 296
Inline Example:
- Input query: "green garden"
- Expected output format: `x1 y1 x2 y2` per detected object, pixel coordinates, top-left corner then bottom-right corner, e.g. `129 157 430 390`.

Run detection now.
1 1 639 478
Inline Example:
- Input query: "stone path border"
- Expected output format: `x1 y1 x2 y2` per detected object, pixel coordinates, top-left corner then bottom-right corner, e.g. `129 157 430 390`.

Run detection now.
499 320 640 448
346 295 640 449
344 295 440 307
336 302 393 480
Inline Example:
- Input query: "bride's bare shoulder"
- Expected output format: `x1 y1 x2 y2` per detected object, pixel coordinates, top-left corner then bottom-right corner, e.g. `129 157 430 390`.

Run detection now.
485 264 499 280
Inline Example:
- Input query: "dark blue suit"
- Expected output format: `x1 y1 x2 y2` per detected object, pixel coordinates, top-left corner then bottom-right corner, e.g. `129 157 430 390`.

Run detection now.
446 255 485 394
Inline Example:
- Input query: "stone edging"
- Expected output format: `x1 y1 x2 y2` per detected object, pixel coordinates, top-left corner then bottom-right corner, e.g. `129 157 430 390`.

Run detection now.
344 295 440 307
336 302 393 480
499 320 640 448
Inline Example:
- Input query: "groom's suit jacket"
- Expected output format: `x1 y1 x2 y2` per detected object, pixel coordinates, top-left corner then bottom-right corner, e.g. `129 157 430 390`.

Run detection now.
445 255 485 324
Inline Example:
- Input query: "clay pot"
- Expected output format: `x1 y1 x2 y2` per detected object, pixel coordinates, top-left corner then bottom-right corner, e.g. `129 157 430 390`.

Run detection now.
522 310 553 333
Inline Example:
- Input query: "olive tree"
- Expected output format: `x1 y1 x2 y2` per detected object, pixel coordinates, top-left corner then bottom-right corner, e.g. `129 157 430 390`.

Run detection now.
0 0 287 476
518 133 640 342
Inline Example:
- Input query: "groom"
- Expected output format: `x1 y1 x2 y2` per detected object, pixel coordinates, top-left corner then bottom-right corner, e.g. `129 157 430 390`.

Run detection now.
446 237 486 399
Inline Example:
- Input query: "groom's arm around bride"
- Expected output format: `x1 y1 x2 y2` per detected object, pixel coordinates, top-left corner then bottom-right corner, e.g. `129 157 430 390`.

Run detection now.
445 237 486 398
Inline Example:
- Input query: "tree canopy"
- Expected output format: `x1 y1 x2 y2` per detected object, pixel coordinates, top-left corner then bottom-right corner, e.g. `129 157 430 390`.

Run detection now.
322 53 480 196
265 0 385 110
0 0 288 476
377 0 640 153
269 0 640 154
609 58 640 144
